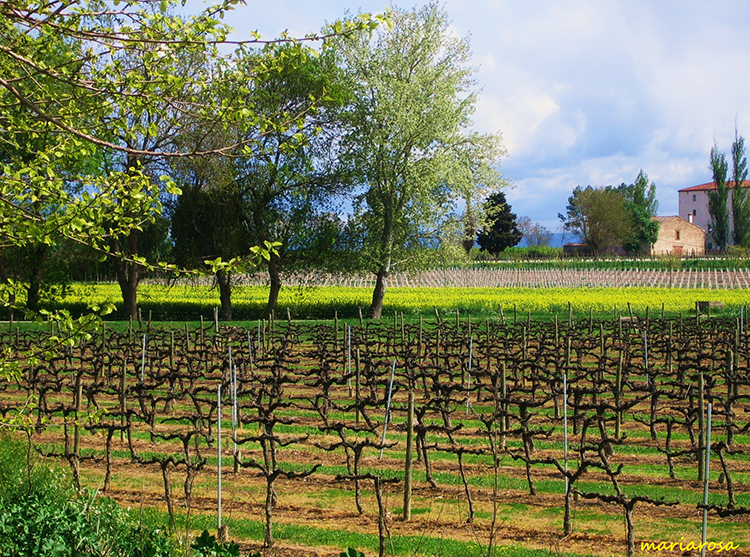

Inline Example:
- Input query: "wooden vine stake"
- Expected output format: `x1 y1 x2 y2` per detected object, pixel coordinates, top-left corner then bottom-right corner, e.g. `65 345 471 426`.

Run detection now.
615 349 623 439
230 347 240 473
347 325 352 397
73 371 83 483
563 361 568 495
500 361 507 450
140 334 147 383
465 335 473 415
120 358 127 442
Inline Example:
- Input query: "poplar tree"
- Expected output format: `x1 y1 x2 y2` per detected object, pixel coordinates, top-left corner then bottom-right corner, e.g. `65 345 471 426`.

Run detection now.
708 144 730 251
730 131 750 248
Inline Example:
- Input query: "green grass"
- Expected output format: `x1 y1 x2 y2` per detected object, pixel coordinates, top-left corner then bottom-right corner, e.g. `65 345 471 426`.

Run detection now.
172 509 599 557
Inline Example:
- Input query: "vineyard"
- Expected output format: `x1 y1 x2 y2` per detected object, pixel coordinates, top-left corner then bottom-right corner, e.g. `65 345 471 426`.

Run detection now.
2 313 750 557
236 267 750 289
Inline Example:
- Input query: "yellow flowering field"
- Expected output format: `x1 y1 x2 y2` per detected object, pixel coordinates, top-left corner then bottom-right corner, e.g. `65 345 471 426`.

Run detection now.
60 283 750 320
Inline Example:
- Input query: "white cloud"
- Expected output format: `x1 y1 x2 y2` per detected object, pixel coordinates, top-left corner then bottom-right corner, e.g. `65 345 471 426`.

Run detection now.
199 0 750 229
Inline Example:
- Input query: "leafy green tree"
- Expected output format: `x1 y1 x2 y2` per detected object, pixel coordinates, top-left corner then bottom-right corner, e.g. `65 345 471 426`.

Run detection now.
231 43 351 318
618 170 659 254
560 186 633 254
476 192 522 257
170 42 351 320
169 182 252 321
0 1 386 378
337 3 505 317
708 144 730 251
452 135 508 256
730 130 750 248
0 31 106 315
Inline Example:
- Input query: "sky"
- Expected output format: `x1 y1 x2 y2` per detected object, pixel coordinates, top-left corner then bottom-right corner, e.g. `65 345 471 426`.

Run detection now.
193 0 750 232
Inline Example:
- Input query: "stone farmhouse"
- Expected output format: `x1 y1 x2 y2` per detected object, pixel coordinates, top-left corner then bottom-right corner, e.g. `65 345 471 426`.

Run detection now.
650 216 705 256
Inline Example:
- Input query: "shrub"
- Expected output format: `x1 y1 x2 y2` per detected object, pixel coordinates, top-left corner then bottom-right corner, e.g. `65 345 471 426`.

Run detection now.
0 433 178 557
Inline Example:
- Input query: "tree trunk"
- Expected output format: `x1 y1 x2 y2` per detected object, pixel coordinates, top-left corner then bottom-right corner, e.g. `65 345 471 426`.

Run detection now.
216 270 232 321
0 250 15 321
368 268 388 319
266 254 282 319
113 230 140 320
25 244 47 312
563 481 573 535
625 505 635 557
264 478 275 548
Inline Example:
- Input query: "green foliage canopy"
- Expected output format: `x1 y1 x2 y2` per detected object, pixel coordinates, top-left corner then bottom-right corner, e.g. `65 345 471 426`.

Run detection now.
476 191 522 257
730 130 750 248
335 2 505 317
560 185 633 254
708 143 730 251
618 170 659 254
0 0 385 374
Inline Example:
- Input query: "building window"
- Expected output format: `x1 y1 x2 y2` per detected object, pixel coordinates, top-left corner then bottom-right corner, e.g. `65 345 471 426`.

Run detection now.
693 194 697 202
693 209 697 216
675 230 681 241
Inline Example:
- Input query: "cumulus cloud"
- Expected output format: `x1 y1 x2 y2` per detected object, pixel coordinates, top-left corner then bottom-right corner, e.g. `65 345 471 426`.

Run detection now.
214 0 750 228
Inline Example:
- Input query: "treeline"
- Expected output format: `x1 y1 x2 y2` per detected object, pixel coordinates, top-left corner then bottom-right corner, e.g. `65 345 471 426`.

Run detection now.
0 2 507 323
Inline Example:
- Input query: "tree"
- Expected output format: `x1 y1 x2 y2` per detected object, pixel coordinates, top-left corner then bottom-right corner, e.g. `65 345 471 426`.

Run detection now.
0 2 239 324
0 27 106 315
452 135 508 256
0 1 386 378
708 144 730 251
476 192 522 257
730 129 750 248
618 170 659 254
337 3 505 318
169 172 253 321
517 216 553 248
230 43 351 318
170 42 352 320
559 186 633 254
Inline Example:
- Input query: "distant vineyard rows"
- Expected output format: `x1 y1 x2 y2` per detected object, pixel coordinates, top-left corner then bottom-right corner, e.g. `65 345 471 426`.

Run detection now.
233 268 750 289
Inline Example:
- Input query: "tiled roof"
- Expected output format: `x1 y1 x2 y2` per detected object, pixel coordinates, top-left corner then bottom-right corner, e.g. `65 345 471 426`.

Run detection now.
651 215 705 231
678 180 750 192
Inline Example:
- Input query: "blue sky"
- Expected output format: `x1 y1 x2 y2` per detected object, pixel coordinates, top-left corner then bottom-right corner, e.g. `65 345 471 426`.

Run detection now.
197 0 750 231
